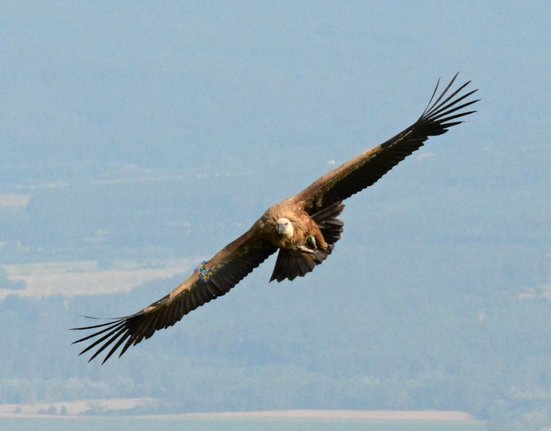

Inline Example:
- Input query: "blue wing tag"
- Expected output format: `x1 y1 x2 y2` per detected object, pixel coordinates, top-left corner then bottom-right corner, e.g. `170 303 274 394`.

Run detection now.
195 261 214 283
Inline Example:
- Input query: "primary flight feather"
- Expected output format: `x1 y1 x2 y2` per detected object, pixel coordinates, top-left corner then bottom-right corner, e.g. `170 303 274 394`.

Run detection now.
73 74 478 363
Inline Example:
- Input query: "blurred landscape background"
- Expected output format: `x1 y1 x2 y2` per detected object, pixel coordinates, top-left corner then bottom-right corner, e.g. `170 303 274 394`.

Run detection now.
1 2 551 430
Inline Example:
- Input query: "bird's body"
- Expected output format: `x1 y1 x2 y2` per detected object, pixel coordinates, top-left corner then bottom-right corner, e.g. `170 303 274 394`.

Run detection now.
262 198 342 282
73 74 478 363
264 202 327 253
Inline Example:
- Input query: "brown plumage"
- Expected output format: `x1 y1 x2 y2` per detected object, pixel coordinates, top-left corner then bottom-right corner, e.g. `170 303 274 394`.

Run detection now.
72 74 478 363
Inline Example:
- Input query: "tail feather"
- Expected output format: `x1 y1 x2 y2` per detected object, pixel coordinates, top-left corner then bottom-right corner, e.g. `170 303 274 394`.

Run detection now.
270 247 332 282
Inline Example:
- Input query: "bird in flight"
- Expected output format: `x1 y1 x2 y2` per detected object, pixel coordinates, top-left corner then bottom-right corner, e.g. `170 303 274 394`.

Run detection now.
73 74 478 363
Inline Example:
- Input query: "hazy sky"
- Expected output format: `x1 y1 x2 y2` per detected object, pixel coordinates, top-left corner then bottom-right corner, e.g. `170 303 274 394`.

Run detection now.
2 1 550 170
1 3 551 420
1 1 550 288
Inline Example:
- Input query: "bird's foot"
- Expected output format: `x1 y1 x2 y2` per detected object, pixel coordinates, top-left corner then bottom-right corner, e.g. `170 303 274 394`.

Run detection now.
296 245 316 254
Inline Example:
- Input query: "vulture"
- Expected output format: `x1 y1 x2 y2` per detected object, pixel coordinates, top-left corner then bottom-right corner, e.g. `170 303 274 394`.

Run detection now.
73 74 478 363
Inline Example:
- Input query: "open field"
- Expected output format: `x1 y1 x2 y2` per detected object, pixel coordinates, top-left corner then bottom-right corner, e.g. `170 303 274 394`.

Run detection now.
0 398 477 423
1 258 196 299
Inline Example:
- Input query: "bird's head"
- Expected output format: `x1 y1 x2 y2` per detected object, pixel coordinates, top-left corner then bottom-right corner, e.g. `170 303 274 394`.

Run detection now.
275 217 294 238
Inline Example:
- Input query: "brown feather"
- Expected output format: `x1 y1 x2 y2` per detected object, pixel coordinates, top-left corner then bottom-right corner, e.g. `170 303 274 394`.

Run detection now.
72 223 276 363
269 202 344 282
72 74 478 363
294 74 478 213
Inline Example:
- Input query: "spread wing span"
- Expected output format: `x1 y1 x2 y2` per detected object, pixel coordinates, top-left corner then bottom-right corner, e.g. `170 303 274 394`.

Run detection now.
72 74 478 363
295 73 478 213
72 223 276 364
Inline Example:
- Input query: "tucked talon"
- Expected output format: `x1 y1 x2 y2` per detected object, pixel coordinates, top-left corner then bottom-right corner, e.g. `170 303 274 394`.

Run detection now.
297 245 316 254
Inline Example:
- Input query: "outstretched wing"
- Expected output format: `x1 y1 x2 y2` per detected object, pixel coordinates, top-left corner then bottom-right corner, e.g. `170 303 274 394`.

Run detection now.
72 222 276 363
294 73 479 213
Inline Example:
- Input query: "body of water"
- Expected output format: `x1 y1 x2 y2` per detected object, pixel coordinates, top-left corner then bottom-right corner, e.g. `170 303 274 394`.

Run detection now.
0 416 485 431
